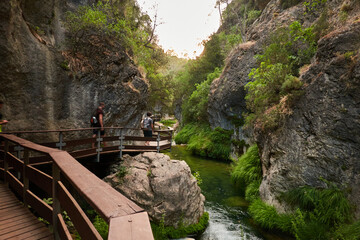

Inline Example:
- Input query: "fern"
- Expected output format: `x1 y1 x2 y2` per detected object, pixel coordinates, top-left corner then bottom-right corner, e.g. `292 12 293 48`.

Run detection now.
231 144 262 185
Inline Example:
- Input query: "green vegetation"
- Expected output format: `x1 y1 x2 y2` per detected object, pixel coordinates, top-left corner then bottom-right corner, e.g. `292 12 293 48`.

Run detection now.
151 212 209 240
175 123 232 160
249 199 293 232
116 165 128 179
304 0 327 15
231 146 359 240
244 21 316 131
181 68 222 124
64 0 173 111
231 144 262 201
92 215 109 239
192 171 203 186
280 0 302 9
159 119 177 127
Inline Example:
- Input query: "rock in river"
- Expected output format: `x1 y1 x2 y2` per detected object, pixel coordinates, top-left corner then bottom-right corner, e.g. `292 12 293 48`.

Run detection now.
104 152 205 227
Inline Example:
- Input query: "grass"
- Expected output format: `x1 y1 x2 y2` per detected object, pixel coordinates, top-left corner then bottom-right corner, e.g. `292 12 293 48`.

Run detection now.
230 145 358 240
151 212 209 240
175 123 232 161
231 144 262 187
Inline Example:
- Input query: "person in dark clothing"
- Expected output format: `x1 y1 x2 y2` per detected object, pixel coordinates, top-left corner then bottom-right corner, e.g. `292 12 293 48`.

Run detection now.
141 112 154 146
92 102 106 148
0 100 8 133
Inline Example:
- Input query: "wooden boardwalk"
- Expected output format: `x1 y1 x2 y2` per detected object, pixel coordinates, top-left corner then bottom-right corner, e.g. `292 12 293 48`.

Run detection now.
0 182 54 240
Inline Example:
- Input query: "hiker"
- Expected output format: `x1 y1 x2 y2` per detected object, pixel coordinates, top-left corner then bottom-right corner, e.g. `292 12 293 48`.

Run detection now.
91 102 106 148
141 112 154 146
0 100 8 133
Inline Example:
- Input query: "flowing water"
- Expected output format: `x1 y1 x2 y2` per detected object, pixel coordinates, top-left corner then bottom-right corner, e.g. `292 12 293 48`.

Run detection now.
165 145 290 240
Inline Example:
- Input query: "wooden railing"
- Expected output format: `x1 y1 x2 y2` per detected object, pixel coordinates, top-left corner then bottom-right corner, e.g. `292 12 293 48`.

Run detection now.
5 127 173 162
0 131 159 239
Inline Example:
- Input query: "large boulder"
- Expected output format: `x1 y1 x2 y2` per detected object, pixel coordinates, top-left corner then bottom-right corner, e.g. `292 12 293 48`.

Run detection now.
104 152 205 227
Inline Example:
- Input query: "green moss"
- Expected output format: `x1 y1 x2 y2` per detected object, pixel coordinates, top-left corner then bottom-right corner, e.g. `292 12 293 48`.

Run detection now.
151 212 209 240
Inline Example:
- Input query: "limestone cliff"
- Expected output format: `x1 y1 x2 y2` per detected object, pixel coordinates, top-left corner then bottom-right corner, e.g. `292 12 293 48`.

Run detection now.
0 0 148 139
208 0 360 216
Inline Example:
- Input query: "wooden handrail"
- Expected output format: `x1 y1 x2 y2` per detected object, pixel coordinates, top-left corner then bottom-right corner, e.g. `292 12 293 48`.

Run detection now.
2 127 173 134
0 133 154 240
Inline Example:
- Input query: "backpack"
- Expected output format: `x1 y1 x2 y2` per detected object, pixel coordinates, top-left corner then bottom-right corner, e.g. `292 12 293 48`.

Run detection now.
90 115 98 126
143 117 152 129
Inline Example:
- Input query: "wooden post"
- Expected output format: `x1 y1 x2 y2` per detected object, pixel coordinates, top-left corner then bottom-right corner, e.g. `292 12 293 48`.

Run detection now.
157 133 160 153
52 163 61 240
23 148 29 206
119 129 124 159
96 130 102 162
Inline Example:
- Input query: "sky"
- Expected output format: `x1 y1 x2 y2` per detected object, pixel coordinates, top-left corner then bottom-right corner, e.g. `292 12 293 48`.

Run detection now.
139 0 222 59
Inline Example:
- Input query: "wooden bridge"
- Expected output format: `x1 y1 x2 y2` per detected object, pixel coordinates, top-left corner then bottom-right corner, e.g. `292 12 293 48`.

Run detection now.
0 127 173 239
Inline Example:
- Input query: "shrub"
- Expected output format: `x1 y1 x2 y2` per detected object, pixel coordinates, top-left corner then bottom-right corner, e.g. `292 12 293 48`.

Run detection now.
247 10 261 23
304 0 327 15
244 21 316 131
175 123 232 160
182 68 222 124
93 215 109 239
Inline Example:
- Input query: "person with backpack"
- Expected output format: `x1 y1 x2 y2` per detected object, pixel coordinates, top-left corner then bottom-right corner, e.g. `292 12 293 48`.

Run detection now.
91 102 106 148
141 112 154 146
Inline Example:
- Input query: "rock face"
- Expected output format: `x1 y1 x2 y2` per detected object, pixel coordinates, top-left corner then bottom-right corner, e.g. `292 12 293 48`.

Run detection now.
0 0 148 140
258 22 360 216
208 41 259 131
104 152 205 227
208 0 360 216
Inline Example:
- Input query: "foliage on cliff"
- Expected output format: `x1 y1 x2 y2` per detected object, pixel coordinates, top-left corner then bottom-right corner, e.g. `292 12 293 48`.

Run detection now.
174 0 264 121
244 21 316 131
64 0 173 110
231 146 360 240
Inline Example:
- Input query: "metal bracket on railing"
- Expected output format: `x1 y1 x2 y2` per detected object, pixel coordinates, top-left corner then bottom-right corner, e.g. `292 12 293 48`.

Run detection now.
14 145 24 157
14 145 24 179
56 132 66 150
156 133 161 153
169 131 173 152
96 130 101 162
119 129 124 159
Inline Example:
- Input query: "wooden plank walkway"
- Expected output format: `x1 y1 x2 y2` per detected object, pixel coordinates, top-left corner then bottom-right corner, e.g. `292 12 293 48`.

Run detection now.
0 182 54 240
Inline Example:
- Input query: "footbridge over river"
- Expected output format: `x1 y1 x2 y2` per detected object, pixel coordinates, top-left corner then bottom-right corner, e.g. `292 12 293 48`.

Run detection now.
0 127 173 240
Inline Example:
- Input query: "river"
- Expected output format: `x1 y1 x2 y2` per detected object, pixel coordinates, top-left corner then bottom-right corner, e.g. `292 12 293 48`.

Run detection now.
165 145 290 240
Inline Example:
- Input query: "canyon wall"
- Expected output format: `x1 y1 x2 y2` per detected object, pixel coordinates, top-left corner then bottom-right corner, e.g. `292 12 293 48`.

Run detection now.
208 0 360 216
0 0 148 140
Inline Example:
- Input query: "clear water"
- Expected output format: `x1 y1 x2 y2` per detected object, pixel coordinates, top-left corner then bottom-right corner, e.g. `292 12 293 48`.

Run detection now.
165 145 291 240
